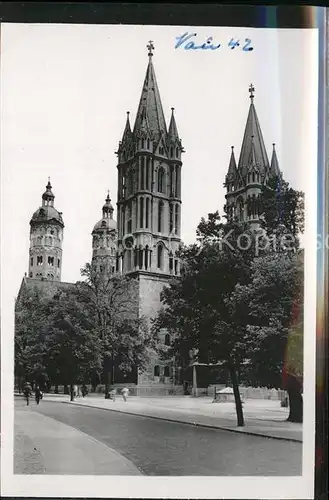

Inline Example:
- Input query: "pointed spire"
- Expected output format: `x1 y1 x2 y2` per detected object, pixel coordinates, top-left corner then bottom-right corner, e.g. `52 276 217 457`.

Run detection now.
227 145 237 177
270 143 281 176
133 41 167 140
121 111 132 143
103 191 114 219
238 84 269 176
168 107 180 140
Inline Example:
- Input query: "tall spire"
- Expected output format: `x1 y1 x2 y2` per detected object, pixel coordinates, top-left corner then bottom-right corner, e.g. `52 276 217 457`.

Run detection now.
168 107 180 140
238 84 269 176
121 111 132 143
133 41 167 139
270 143 281 177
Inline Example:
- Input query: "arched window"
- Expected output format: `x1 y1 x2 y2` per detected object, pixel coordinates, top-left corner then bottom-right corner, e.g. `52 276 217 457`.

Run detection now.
140 157 145 190
257 173 260 182
169 203 174 233
141 139 145 149
169 255 173 272
252 172 255 183
139 197 144 228
138 248 143 269
147 138 150 149
158 167 164 193
154 365 160 377
175 205 179 234
146 158 150 190
158 201 163 232
170 146 173 158
175 165 179 197
145 197 149 229
48 256 54 266
164 334 171 346
157 245 163 269
164 366 170 377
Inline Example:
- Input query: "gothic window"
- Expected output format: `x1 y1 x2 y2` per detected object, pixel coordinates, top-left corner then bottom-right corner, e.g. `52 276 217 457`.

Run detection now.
37 256 43 265
138 248 143 269
146 158 150 190
257 173 260 182
57 259 60 267
252 172 255 183
30 257 33 267
140 157 145 190
169 204 174 233
154 365 160 377
174 259 178 275
176 147 179 157
164 366 170 377
128 169 133 195
144 245 149 269
158 201 164 232
127 201 132 233
170 146 173 158
141 139 145 149
158 167 164 193
134 247 138 268
175 165 179 197
170 165 174 195
164 334 171 346
139 197 144 228
147 138 150 149
48 256 54 266
157 245 163 269
169 255 173 272
174 205 179 234
237 198 244 221
145 198 150 229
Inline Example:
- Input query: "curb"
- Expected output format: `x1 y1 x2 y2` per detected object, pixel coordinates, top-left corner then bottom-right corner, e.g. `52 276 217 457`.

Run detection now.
48 399 302 444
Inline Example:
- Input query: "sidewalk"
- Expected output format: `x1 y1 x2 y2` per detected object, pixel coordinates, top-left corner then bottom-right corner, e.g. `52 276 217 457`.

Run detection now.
14 406 142 475
43 394 303 442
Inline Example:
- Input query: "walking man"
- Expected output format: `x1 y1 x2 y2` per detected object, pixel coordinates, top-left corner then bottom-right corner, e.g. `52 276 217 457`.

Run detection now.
23 382 32 406
35 385 42 405
121 387 129 402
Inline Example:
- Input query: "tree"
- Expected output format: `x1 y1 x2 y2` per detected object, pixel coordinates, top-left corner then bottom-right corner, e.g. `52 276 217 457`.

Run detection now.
231 250 304 422
76 264 155 394
259 175 304 240
154 214 259 426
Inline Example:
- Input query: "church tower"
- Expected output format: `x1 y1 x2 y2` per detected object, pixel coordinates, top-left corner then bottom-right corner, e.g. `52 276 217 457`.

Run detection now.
28 179 64 281
224 84 281 227
115 42 184 390
91 192 117 277
116 41 184 278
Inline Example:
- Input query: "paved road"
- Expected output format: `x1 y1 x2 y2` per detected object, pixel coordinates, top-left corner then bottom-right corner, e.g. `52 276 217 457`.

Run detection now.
16 399 302 476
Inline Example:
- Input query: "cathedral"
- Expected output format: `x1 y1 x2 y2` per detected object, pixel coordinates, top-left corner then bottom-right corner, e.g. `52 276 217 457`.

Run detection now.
16 42 281 395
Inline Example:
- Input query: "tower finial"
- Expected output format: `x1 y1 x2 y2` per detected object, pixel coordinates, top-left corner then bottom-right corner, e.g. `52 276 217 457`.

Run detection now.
249 83 255 101
147 40 154 57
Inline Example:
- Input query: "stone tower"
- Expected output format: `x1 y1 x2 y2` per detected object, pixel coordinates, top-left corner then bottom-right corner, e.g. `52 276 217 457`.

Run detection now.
28 179 64 281
91 192 117 276
115 42 184 391
224 84 281 227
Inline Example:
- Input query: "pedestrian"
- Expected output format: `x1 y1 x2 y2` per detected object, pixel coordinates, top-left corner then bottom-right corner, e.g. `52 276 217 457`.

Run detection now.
81 384 88 397
23 382 32 406
121 387 129 402
109 388 116 401
35 385 42 405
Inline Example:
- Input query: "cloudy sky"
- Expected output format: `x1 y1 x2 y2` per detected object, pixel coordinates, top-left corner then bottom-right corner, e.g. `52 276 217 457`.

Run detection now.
1 24 318 300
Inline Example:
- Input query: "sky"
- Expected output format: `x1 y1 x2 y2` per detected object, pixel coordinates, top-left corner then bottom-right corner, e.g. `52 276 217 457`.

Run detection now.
1 24 318 300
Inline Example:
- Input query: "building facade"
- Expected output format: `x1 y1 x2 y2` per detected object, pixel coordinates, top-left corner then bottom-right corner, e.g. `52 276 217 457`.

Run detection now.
91 192 117 278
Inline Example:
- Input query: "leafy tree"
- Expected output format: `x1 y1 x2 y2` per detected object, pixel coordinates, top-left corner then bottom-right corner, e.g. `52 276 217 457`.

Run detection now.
259 175 304 240
154 214 259 426
231 250 304 422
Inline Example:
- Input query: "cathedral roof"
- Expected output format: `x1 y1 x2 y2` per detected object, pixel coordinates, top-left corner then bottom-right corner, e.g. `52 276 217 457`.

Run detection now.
237 84 269 176
31 206 64 225
133 42 167 140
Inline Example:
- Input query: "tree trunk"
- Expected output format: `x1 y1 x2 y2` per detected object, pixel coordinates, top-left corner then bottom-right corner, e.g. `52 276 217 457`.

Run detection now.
70 384 74 402
287 388 303 422
228 362 244 427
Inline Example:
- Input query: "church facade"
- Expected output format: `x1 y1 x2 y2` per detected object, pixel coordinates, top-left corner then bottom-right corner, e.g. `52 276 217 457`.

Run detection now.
16 43 282 395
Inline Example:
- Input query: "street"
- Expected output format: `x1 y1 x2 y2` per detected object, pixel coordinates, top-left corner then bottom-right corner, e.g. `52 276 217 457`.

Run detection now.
15 398 302 476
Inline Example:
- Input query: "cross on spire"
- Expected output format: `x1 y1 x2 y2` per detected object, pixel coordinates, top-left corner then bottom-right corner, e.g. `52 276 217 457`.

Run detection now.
249 83 255 101
147 40 154 57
